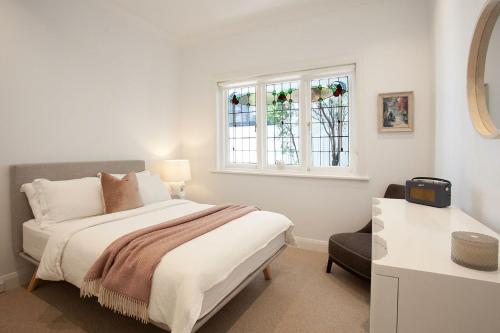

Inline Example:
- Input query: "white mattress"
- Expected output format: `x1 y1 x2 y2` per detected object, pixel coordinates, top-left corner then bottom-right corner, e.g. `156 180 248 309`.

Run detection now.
23 218 285 318
23 220 51 262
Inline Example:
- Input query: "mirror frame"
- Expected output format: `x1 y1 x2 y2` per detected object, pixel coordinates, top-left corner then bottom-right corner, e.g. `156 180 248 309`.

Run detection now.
468 0 500 138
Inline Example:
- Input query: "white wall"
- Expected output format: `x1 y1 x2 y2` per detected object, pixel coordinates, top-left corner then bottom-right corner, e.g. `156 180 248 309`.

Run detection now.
0 0 180 279
180 0 435 246
0 0 439 282
434 0 500 232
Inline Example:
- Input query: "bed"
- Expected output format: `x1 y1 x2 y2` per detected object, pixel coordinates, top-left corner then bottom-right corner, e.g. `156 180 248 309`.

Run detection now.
10 160 295 333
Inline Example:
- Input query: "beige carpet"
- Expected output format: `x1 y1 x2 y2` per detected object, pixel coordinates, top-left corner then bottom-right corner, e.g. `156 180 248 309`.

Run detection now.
0 247 370 333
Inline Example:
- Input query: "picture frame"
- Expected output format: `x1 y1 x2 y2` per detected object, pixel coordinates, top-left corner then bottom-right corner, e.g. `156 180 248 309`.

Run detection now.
378 91 414 132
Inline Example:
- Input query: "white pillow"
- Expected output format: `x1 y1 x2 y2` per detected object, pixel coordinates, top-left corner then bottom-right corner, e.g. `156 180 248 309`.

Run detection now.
138 174 171 204
20 183 44 221
97 170 150 178
97 172 171 205
33 177 104 226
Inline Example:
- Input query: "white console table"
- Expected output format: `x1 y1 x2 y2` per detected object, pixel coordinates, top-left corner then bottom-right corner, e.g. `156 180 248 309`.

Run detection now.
370 198 500 333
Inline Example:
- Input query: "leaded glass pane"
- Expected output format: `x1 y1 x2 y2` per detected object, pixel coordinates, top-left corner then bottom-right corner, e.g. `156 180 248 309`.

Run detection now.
311 76 350 167
227 86 257 164
266 81 300 166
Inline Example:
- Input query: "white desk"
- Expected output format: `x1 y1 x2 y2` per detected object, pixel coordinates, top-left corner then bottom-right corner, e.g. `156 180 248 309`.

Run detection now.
370 199 500 333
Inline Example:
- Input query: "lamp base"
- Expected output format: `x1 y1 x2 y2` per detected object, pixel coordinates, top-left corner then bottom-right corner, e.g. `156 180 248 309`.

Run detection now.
169 182 187 199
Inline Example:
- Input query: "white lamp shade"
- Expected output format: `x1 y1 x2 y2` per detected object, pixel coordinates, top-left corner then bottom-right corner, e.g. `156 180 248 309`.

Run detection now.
162 160 191 182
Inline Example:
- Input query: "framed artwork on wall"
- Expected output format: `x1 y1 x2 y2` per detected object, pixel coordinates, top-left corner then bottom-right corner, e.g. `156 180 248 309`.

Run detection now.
378 91 414 132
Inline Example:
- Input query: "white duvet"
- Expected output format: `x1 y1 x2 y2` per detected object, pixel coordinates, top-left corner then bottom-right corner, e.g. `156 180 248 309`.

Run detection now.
36 199 295 333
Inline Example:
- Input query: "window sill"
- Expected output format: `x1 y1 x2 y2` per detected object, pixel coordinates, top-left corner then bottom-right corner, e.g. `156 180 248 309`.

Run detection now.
212 169 370 181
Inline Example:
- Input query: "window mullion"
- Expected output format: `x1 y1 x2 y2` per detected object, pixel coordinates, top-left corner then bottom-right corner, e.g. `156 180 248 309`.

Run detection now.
256 83 265 170
222 89 229 169
300 78 311 172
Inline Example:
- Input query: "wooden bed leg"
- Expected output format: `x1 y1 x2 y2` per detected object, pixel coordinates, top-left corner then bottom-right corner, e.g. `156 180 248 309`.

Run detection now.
27 269 39 292
263 265 272 281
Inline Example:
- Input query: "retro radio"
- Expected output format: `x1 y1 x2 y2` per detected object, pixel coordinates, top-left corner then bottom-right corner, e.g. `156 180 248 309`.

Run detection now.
405 177 451 208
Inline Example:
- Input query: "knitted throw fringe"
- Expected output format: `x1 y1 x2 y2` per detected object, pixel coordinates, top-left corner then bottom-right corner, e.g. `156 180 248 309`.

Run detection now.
80 279 149 324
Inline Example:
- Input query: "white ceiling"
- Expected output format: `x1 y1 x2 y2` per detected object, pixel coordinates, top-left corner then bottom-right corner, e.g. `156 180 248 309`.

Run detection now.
111 0 346 42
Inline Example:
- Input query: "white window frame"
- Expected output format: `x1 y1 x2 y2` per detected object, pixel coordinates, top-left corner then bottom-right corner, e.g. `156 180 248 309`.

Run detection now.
216 64 362 179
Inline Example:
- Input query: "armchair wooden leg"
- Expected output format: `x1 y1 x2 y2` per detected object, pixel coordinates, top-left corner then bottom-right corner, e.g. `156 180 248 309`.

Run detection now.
326 257 333 273
263 265 272 280
27 269 39 292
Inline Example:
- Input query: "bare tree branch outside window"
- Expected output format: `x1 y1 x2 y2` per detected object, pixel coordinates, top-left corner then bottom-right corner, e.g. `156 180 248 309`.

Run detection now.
311 79 349 167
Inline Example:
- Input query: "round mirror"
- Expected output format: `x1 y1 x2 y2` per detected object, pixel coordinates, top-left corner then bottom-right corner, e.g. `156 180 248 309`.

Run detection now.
468 0 500 138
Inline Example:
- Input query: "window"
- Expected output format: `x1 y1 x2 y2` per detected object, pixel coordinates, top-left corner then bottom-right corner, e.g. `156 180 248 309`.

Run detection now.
218 65 356 176
266 81 300 166
226 85 257 165
311 75 350 167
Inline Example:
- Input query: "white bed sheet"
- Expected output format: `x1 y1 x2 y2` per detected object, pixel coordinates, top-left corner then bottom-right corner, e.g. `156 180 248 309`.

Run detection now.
199 231 284 317
32 200 295 333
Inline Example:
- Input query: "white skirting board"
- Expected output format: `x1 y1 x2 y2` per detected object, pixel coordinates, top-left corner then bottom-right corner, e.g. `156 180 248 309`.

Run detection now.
294 237 328 253
0 263 33 291
0 272 20 291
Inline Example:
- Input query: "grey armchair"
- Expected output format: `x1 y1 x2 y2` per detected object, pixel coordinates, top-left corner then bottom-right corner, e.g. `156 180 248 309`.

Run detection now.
326 184 405 280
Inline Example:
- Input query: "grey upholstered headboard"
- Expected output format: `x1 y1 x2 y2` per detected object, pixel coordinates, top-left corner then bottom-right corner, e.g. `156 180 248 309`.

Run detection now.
10 160 145 254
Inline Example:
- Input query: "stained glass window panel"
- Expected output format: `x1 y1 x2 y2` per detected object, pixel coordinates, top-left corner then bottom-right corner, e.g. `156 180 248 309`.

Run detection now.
227 86 257 164
311 75 350 167
266 81 300 166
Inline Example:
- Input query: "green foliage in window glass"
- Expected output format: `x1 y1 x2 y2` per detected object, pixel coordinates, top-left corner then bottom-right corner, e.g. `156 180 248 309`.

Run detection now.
266 87 300 164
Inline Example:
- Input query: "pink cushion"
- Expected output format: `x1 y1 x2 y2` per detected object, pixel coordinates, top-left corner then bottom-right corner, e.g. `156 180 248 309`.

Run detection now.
101 172 143 214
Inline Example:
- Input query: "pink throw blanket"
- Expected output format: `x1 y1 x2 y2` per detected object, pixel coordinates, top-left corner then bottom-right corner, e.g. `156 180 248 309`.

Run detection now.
80 204 258 323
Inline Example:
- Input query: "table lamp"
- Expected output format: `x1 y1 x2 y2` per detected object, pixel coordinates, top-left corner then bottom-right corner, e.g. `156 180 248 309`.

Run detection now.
162 160 191 199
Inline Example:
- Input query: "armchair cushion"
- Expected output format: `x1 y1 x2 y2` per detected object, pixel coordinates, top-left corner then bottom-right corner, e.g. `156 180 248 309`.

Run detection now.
329 233 371 279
